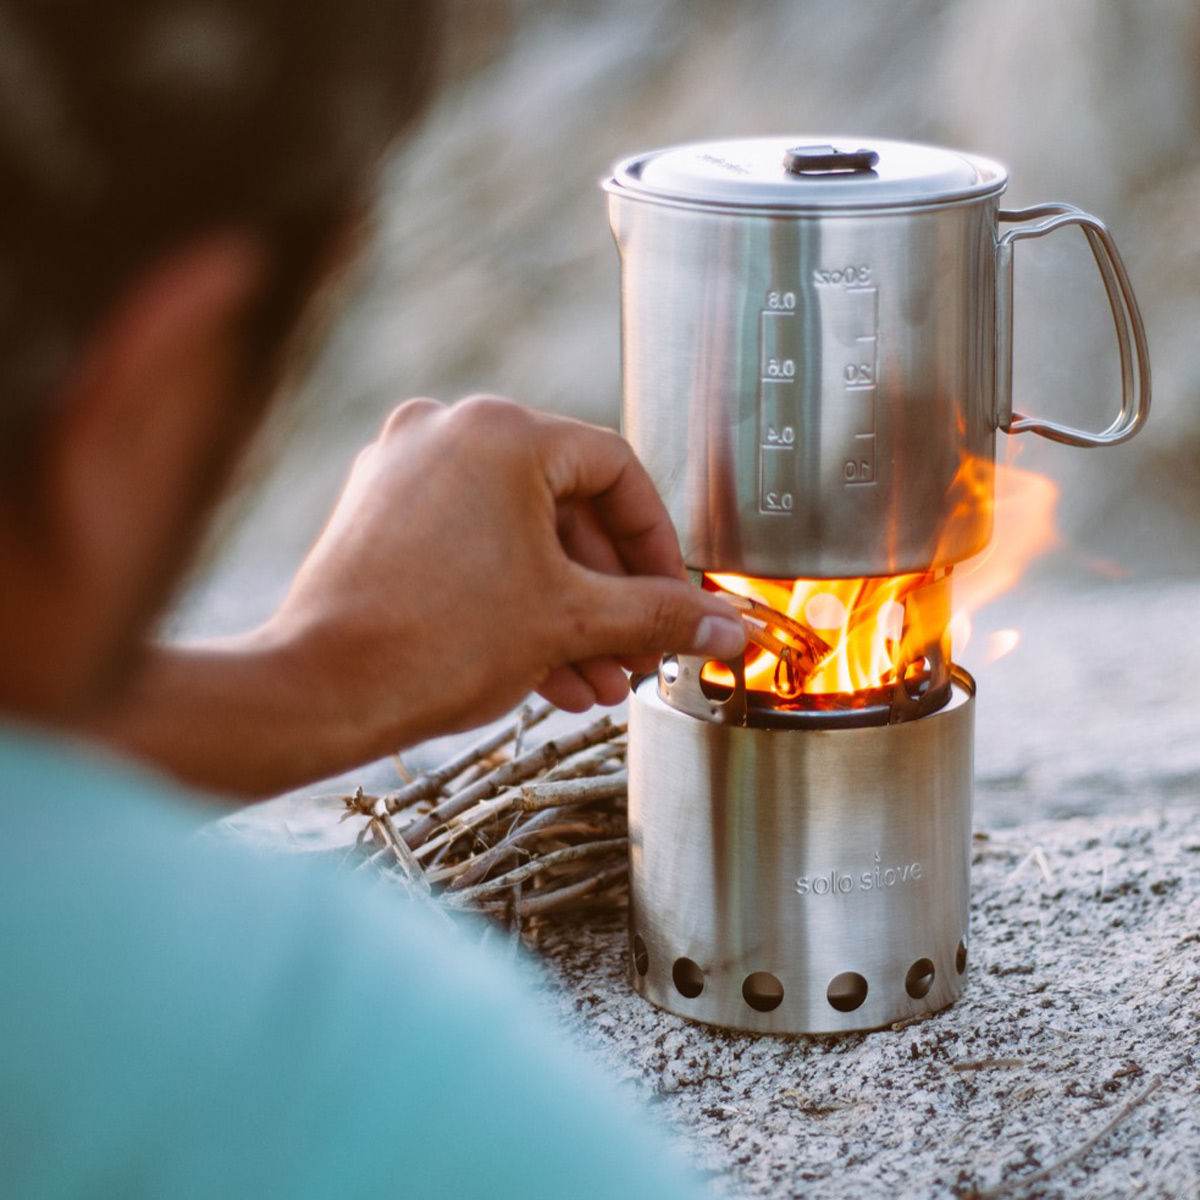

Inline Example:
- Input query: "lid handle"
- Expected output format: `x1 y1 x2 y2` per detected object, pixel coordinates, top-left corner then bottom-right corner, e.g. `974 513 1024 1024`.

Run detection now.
783 144 879 176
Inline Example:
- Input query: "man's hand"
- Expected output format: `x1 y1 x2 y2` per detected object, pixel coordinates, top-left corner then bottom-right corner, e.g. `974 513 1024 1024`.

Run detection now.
90 396 745 796
269 395 745 749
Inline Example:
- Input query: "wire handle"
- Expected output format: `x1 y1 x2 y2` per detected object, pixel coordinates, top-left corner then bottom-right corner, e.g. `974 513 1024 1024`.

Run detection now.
996 203 1150 447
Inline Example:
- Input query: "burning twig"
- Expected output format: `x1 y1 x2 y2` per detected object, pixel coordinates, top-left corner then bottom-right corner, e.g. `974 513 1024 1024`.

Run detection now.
723 592 832 691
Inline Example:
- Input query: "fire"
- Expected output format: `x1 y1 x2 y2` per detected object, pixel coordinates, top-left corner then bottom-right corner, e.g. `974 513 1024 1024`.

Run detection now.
948 449 1059 655
705 571 949 697
702 451 1058 702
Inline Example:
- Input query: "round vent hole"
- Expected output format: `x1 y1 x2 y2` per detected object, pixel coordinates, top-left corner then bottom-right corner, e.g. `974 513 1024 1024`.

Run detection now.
956 940 968 975
827 971 869 1013
631 934 649 977
698 669 735 704
742 971 785 1012
905 958 936 999
672 957 704 998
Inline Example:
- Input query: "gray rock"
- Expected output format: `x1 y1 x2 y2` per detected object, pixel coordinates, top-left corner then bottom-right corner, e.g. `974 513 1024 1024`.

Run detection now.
539 806 1200 1199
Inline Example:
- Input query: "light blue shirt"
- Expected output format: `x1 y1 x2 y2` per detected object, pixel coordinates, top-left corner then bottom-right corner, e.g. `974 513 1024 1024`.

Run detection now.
0 724 706 1198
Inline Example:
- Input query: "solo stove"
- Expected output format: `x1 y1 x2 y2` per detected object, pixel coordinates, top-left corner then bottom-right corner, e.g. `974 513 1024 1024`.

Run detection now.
603 137 1150 1033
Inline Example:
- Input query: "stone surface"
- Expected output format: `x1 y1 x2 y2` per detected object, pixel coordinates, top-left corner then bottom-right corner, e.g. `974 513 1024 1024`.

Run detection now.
538 807 1200 1199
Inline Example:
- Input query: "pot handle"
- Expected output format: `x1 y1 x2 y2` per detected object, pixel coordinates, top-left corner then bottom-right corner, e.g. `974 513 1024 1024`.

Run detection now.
996 203 1150 447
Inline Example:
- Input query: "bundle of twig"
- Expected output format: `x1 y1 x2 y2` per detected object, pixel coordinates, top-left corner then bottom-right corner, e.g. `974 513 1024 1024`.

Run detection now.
343 701 629 936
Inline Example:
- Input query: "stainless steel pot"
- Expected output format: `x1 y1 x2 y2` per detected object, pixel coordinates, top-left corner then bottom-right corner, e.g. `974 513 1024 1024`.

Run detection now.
604 137 1150 579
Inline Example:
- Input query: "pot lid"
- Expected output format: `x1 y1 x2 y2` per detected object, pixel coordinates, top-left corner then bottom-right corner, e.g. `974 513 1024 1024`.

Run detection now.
608 136 1007 210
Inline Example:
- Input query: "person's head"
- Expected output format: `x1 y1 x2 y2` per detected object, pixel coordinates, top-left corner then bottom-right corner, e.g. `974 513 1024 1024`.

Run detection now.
0 0 438 720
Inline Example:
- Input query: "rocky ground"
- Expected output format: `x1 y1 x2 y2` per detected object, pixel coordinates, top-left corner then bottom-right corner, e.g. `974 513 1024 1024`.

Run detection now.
540 808 1200 1199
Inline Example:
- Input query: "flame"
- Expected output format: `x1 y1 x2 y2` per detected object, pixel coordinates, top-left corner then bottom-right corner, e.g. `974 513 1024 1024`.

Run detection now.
706 570 949 696
702 450 1058 702
984 629 1021 663
948 446 1058 656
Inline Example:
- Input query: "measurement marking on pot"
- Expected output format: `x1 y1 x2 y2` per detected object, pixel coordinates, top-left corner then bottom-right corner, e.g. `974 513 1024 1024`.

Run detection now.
841 284 878 487
758 300 800 515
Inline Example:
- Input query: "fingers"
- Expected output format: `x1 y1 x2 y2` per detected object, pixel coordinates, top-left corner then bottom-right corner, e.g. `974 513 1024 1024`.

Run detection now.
537 664 596 713
533 416 687 583
556 500 626 577
538 655 629 714
619 652 662 676
562 569 747 664
573 656 630 706
378 396 445 440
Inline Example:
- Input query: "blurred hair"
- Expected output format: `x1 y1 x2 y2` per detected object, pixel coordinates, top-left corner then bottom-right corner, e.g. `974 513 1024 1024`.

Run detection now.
0 0 439 468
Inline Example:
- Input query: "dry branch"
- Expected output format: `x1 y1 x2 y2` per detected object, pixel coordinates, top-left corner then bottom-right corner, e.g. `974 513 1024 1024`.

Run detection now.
440 807 613 891
399 715 620 848
343 705 630 937
519 773 628 812
447 837 627 906
383 699 554 814
477 863 629 918
367 800 430 895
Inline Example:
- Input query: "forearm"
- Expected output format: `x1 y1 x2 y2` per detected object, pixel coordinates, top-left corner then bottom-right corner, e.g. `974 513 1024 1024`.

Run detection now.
85 631 391 800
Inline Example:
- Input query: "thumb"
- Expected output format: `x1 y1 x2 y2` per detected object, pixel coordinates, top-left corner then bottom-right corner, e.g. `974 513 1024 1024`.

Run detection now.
565 570 748 662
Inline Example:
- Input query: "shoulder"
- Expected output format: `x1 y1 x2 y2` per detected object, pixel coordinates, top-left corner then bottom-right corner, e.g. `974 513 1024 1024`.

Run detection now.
0 728 706 1198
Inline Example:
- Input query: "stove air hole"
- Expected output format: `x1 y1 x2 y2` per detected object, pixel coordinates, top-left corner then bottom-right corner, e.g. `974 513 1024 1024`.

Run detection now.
826 971 869 1013
672 957 705 998
956 940 968 975
905 957 936 999
698 666 735 704
742 971 784 1012
631 933 649 977
659 655 680 684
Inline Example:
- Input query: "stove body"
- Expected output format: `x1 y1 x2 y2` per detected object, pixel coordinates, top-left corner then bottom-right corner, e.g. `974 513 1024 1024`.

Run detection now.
605 137 1149 1034
628 670 973 1033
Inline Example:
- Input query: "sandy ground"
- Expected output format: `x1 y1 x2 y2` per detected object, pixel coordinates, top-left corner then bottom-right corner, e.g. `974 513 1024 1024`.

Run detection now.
222 574 1200 1198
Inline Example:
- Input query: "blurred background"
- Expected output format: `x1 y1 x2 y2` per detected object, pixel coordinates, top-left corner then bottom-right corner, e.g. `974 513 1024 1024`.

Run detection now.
176 0 1200 824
